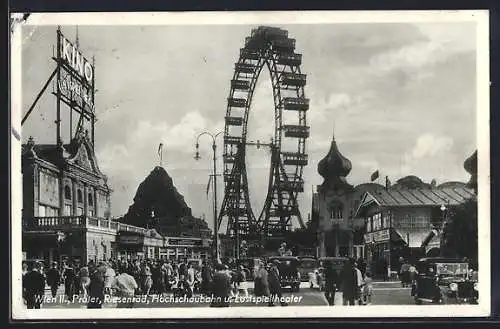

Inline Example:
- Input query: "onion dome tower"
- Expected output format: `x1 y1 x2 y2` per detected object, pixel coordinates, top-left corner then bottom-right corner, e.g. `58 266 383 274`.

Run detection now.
464 150 477 194
317 127 353 192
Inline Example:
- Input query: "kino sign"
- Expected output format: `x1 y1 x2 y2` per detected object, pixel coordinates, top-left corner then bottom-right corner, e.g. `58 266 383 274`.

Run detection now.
60 34 94 84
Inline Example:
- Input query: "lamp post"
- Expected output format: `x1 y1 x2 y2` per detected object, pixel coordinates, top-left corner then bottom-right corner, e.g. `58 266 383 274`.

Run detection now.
194 131 223 262
439 203 449 257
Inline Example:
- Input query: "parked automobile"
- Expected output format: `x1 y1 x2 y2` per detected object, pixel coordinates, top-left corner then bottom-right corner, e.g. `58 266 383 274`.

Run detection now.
308 257 348 291
298 257 318 282
267 256 301 292
413 257 478 305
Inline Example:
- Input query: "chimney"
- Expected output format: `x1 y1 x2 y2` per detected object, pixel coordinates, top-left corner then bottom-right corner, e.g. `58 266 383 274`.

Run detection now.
430 179 437 188
385 176 391 189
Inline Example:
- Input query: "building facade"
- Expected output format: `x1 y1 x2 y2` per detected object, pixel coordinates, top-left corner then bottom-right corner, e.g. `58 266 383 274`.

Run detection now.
21 133 212 265
312 130 477 270
22 132 114 264
354 177 475 277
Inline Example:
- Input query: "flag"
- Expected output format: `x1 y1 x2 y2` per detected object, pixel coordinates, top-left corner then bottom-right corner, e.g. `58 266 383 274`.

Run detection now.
370 170 379 182
206 175 212 198
158 143 163 156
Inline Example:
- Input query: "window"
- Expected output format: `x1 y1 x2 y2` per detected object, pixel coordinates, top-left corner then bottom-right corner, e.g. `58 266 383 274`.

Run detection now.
88 193 94 207
64 204 72 216
330 203 343 220
38 205 46 217
64 185 72 200
77 190 83 204
76 207 84 216
366 218 372 232
88 209 94 217
372 213 382 231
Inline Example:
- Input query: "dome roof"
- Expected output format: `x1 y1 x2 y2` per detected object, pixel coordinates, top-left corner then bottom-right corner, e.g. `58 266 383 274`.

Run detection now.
464 150 477 175
317 137 352 180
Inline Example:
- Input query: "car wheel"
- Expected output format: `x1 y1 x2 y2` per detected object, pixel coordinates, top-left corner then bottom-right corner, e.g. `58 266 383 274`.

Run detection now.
415 299 422 305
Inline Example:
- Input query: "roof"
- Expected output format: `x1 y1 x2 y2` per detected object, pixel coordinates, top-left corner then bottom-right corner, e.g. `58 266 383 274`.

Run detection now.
418 257 468 263
360 186 475 208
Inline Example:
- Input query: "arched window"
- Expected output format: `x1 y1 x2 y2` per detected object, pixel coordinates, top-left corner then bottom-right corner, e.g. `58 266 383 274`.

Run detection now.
77 190 83 204
64 185 72 200
88 193 94 207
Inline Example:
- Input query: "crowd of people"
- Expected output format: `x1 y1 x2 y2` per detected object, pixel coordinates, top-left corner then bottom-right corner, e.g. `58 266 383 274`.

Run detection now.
22 257 268 309
22 255 379 309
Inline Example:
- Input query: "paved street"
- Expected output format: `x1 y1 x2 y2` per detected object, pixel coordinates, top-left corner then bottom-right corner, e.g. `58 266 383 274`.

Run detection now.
38 281 413 309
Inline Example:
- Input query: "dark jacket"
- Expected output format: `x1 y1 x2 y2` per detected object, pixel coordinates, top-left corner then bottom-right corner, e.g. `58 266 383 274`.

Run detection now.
46 268 61 287
324 265 338 292
340 264 358 299
268 266 281 294
211 271 231 298
23 270 46 298
87 270 105 308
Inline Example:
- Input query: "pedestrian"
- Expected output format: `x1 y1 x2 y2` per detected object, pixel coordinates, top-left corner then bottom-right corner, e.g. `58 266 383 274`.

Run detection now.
178 258 188 278
268 260 287 306
112 268 138 308
354 261 364 305
162 260 175 293
210 263 231 307
23 262 46 309
409 263 418 296
186 262 196 297
78 263 90 297
340 258 357 306
400 260 411 288
323 261 338 305
235 265 249 298
46 261 61 298
87 263 105 309
254 259 270 303
140 262 152 296
363 271 374 305
63 263 76 298
104 262 116 295
201 260 213 296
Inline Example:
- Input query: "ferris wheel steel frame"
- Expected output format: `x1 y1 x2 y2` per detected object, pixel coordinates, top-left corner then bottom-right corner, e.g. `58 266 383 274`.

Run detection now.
218 26 310 243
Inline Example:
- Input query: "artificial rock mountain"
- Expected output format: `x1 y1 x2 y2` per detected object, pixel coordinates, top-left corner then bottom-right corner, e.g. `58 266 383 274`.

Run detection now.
121 166 210 237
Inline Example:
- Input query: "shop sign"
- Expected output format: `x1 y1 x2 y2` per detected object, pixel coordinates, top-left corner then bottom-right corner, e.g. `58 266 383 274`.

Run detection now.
119 235 143 245
167 238 202 247
364 233 373 244
373 229 390 242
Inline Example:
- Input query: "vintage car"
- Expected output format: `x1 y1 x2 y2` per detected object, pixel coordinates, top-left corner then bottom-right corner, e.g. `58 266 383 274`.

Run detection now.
298 257 318 282
413 257 478 305
308 257 348 291
267 256 301 292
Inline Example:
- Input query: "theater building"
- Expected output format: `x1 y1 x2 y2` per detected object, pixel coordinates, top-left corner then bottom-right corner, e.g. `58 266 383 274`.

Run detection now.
22 132 115 264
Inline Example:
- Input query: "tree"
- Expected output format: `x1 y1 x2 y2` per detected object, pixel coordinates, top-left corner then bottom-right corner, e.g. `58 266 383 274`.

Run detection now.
442 198 478 267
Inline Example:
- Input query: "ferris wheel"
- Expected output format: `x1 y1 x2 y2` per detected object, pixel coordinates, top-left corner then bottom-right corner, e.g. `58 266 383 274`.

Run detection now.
218 26 310 242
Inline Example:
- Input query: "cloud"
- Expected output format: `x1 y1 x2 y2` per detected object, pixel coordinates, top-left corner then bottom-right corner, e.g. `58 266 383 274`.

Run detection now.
401 133 454 174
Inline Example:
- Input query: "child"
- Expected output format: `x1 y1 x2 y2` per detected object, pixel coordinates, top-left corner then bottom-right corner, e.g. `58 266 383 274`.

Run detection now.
363 271 374 305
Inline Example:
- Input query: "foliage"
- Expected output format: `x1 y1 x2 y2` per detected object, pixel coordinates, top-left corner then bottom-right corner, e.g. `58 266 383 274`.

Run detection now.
442 198 478 267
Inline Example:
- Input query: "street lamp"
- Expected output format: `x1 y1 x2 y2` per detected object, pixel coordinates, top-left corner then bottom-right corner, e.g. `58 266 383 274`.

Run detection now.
440 203 448 256
195 131 223 263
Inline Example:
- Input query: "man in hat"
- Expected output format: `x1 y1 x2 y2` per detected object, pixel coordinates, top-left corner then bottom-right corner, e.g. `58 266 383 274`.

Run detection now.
268 260 287 306
23 262 46 309
210 263 231 307
46 261 61 298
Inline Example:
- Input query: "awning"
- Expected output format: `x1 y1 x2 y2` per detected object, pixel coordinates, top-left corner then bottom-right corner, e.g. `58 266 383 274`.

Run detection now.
393 229 439 248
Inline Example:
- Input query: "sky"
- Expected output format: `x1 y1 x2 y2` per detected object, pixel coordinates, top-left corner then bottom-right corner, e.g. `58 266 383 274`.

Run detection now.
19 20 478 231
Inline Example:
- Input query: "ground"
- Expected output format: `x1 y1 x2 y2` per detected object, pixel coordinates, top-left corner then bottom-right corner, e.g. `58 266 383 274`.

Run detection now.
38 281 413 308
